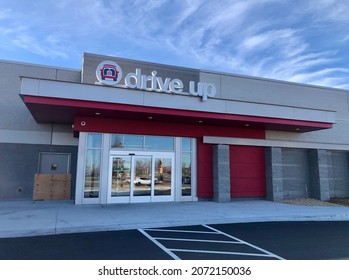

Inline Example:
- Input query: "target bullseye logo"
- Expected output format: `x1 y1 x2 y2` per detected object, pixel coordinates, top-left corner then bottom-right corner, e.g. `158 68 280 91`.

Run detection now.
96 61 122 85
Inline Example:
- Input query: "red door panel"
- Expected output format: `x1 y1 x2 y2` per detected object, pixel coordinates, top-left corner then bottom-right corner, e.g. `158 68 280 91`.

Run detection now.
230 146 266 198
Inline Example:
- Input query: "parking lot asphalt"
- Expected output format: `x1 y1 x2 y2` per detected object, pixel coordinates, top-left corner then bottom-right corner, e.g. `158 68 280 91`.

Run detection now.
1 221 349 260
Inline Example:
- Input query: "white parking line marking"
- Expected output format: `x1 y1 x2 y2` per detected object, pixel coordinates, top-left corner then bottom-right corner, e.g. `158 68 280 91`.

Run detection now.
170 248 278 258
141 225 286 260
203 225 285 260
144 228 220 234
138 229 181 260
155 237 241 244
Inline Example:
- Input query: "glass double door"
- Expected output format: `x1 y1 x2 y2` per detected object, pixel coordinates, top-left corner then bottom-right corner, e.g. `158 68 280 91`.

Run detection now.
108 152 174 203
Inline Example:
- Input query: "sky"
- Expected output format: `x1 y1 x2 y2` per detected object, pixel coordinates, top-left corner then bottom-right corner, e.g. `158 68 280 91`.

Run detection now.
0 0 348 89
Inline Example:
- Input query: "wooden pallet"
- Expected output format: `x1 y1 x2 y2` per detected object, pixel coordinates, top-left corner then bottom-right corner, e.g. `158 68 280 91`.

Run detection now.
33 174 71 200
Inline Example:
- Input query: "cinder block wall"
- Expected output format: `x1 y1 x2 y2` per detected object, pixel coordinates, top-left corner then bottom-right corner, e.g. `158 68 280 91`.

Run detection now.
266 147 349 201
329 151 349 197
281 148 310 199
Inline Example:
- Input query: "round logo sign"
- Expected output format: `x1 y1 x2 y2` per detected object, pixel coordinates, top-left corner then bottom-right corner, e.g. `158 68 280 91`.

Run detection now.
96 60 122 85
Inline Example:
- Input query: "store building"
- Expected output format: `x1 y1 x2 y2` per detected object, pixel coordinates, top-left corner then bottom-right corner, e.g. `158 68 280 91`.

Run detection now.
1 52 349 204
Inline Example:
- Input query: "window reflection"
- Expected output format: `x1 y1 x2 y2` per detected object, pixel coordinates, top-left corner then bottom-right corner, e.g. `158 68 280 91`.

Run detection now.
182 138 191 152
133 157 152 196
154 158 172 196
84 133 102 198
182 138 192 196
87 133 102 148
111 134 174 151
111 157 131 197
144 136 174 151
111 135 143 149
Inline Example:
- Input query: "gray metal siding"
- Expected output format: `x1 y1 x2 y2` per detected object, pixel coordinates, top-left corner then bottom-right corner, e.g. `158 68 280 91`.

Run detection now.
0 143 77 200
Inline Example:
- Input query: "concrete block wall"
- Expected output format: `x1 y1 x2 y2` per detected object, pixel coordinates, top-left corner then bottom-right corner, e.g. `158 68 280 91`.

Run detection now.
266 147 349 201
329 151 349 197
265 147 284 201
308 149 330 201
281 148 310 199
212 144 231 202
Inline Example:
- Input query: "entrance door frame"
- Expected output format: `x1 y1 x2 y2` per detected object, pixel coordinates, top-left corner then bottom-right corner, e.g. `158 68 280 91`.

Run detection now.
75 133 197 205
107 151 175 204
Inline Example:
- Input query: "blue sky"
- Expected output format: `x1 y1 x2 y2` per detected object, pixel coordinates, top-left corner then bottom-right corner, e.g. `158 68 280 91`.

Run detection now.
0 0 348 89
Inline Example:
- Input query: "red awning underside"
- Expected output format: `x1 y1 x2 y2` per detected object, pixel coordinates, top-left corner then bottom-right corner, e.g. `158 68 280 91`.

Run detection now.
22 95 332 133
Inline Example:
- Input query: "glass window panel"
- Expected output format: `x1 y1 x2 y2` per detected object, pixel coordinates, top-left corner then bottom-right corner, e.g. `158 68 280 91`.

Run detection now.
111 157 131 197
133 157 152 196
124 135 143 149
111 134 124 148
182 138 191 152
84 149 101 198
111 134 143 149
144 136 174 151
154 158 172 196
87 133 102 148
182 153 191 196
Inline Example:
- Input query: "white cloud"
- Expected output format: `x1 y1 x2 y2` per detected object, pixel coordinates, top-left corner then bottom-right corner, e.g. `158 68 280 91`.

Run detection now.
0 18 73 59
264 51 339 80
307 0 349 23
289 68 349 84
311 77 349 89
240 29 302 54
11 33 71 59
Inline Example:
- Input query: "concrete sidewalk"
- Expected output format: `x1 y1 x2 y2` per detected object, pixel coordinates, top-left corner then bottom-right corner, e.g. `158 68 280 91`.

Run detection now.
1 200 349 238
